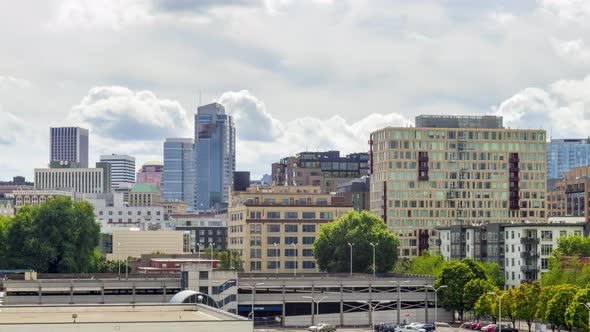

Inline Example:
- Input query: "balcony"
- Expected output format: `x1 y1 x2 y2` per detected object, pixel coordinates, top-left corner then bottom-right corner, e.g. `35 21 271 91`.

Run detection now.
521 265 540 273
419 165 429 171
509 166 520 173
418 155 429 162
520 237 540 245
520 251 540 258
418 175 429 181
510 185 520 192
510 176 520 182
509 156 520 163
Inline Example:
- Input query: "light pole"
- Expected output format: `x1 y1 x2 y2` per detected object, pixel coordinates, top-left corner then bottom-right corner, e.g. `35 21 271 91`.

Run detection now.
117 242 121 279
347 242 354 275
246 282 265 328
291 242 297 277
303 295 328 326
390 280 410 324
356 300 392 330
209 243 214 273
430 285 447 323
273 243 279 278
488 292 504 332
579 303 590 332
369 242 378 277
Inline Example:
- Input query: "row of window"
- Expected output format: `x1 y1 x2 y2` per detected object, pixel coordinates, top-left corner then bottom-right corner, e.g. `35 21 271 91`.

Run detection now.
249 236 316 245
250 248 314 257
249 211 333 220
249 224 316 233
250 261 316 270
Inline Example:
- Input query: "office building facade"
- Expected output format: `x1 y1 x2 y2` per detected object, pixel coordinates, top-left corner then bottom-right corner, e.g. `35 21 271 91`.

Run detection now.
129 184 161 207
34 165 110 194
194 103 235 211
13 190 75 210
136 161 164 190
272 151 370 193
163 138 195 207
100 154 135 189
369 116 547 257
50 127 89 168
547 138 590 185
172 213 228 252
227 185 352 273
547 165 590 222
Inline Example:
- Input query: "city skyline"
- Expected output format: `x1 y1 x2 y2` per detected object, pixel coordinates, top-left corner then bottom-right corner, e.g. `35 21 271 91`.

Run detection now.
1 1 590 181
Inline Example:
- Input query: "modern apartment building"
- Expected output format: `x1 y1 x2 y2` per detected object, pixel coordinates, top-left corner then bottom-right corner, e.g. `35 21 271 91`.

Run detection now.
369 115 547 257
99 154 135 189
547 138 590 186
172 213 228 251
50 127 89 168
136 161 163 190
34 163 111 194
194 103 235 211
162 138 195 207
129 184 161 207
227 185 352 273
437 221 587 288
547 165 590 221
271 151 370 193
336 176 370 212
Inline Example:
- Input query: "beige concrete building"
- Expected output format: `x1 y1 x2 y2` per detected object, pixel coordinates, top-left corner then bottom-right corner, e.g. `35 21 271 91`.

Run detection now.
34 167 109 194
12 190 75 210
370 115 547 257
129 184 162 207
162 200 189 214
227 185 352 273
105 229 188 260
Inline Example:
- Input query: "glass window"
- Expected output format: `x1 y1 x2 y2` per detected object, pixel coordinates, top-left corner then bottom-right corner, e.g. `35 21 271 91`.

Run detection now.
267 224 280 232
285 236 298 244
285 261 298 269
303 261 316 269
303 237 315 245
285 248 298 256
303 225 316 232
267 211 280 219
267 261 280 269
267 249 280 257
319 212 333 219
267 236 280 244
285 212 298 219
303 249 314 256
285 225 298 232
302 212 316 219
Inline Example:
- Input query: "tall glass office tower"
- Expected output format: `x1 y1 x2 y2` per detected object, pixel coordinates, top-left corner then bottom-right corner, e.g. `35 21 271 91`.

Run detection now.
194 103 235 211
50 127 89 168
547 138 590 181
162 138 195 208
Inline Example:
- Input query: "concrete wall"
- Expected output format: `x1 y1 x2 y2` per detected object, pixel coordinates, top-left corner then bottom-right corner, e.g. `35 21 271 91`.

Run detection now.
107 231 185 260
1 321 251 332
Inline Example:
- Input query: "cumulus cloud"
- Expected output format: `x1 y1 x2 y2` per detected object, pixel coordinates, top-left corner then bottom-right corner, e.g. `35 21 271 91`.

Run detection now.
540 0 590 26
217 90 282 142
552 38 590 64
50 0 152 30
0 76 31 89
0 112 26 145
68 86 191 141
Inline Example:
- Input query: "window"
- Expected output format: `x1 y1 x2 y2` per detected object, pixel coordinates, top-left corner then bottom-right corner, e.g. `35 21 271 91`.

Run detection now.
303 261 316 269
267 224 280 232
303 225 316 232
250 236 261 246
541 258 549 269
541 231 553 241
250 249 261 258
285 212 298 219
285 261 298 269
285 237 298 244
267 236 281 244
303 237 315 245
285 248 298 256
302 212 316 219
267 261 280 269
267 211 280 219
267 249 280 257
303 249 314 256
250 261 261 270
541 244 553 255
285 225 298 232
319 212 333 219
560 230 567 238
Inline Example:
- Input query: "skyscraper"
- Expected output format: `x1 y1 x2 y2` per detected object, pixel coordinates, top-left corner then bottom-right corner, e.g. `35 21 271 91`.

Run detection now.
100 154 135 189
547 138 590 183
194 102 235 211
50 127 89 168
136 161 164 190
163 138 195 207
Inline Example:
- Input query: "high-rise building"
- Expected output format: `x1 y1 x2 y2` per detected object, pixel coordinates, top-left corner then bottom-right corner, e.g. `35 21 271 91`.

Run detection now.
227 185 352 273
162 138 195 207
271 151 370 193
50 127 89 168
369 115 547 257
100 154 135 189
547 165 590 221
194 103 235 211
136 161 164 190
547 138 590 187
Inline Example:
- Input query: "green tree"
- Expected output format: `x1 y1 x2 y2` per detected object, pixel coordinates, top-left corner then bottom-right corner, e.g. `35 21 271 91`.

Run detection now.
478 261 506 289
407 251 446 276
463 278 494 318
475 293 495 321
215 250 243 270
557 235 590 256
536 285 558 330
436 260 478 321
313 211 400 273
501 289 517 327
565 288 590 331
513 281 541 332
546 284 579 331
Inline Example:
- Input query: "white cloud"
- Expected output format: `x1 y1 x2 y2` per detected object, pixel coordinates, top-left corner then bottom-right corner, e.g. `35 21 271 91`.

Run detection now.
540 0 590 26
68 86 191 141
552 38 590 64
50 0 152 30
0 76 31 89
0 112 26 145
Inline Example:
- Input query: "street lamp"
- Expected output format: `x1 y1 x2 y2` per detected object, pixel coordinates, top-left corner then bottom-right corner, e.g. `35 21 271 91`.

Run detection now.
356 300 392 330
117 242 121 279
302 295 328 326
291 242 297 277
390 280 410 324
430 285 447 323
369 242 379 277
579 303 590 332
245 282 265 328
347 242 354 275
209 243 215 273
488 292 504 332
273 243 279 278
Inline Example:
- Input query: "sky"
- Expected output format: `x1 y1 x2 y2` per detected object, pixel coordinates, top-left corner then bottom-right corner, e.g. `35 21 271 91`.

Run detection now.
1 0 590 181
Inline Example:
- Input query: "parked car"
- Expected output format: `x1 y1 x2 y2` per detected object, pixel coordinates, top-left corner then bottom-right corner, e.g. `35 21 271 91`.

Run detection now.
395 325 427 332
491 325 517 332
416 323 436 332
382 323 401 332
460 322 473 329
308 323 337 332
481 324 496 332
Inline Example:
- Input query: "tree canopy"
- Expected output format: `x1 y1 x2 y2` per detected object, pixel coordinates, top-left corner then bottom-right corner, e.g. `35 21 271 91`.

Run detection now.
0 196 100 273
313 211 400 273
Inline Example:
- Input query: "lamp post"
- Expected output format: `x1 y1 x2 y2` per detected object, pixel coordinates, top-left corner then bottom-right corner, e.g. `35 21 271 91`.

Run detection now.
487 292 504 332
273 243 279 278
369 242 378 277
303 295 328 326
117 242 121 279
209 243 215 273
291 242 297 277
390 280 410 324
347 242 354 275
579 303 590 332
245 282 265 328
356 300 392 330
430 285 447 323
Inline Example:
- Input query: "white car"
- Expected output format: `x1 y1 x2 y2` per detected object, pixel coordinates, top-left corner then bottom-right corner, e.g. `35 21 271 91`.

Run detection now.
308 323 337 332
395 325 427 332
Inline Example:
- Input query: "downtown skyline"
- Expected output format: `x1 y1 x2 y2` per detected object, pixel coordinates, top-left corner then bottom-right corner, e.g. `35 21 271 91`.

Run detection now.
1 0 590 180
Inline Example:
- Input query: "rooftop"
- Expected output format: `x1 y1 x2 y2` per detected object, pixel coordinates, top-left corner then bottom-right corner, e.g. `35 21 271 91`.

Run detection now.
131 184 160 193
